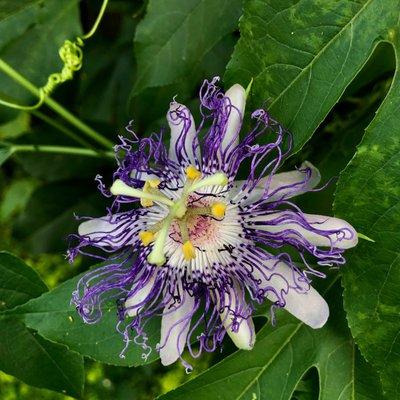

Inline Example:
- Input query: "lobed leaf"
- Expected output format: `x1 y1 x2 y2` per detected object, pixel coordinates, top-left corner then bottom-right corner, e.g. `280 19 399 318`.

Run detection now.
225 0 399 154
334 42 400 399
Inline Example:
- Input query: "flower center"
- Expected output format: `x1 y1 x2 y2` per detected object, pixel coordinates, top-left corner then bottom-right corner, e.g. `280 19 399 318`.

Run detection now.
110 166 228 266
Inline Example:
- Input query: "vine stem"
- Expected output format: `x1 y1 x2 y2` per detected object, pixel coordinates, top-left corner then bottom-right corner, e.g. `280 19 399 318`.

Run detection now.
82 0 110 39
11 144 114 159
32 110 94 149
0 59 114 149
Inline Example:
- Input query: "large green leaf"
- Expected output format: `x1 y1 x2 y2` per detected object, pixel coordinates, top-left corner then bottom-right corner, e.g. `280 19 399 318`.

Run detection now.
9 266 160 366
0 252 84 398
334 45 400 398
158 282 383 400
225 0 399 154
131 0 242 97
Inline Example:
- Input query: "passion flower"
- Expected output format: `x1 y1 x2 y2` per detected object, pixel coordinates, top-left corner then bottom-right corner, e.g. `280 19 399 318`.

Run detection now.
69 77 357 368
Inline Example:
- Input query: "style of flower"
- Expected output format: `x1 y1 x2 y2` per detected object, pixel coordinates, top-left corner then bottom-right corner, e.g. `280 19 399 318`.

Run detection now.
69 77 358 369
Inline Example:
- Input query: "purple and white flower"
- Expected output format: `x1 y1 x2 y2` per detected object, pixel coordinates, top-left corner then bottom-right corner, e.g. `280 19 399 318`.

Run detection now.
69 77 358 368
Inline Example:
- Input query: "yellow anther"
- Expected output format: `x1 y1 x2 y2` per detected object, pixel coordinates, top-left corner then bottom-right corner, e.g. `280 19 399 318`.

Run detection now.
141 199 154 207
139 231 155 246
211 202 227 219
182 241 196 261
186 165 202 180
148 179 160 188
140 179 160 207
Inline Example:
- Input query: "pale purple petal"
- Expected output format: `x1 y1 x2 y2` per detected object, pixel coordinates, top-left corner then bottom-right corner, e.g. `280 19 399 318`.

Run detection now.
167 102 199 164
159 292 195 366
214 281 255 350
250 212 358 249
254 260 329 329
78 213 146 247
221 84 246 152
125 272 157 317
231 161 320 204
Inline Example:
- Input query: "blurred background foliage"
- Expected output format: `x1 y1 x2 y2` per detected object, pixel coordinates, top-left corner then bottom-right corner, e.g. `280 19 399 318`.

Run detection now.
0 0 397 399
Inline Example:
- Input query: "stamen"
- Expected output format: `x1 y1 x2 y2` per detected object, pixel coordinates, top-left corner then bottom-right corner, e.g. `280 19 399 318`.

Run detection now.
110 179 174 206
178 218 196 262
211 202 227 219
139 231 155 246
186 165 202 180
182 241 196 261
189 172 228 192
140 179 161 207
147 215 174 266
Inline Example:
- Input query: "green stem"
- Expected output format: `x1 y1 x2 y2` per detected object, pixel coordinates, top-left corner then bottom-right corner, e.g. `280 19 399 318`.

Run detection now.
32 110 94 149
0 59 114 149
11 144 114 159
82 0 109 39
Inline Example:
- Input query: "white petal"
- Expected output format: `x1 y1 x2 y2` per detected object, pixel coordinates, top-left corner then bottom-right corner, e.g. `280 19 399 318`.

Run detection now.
159 292 195 366
125 273 157 317
248 212 358 249
221 84 246 152
214 282 255 350
254 260 329 329
167 102 199 164
231 161 320 205
78 213 142 247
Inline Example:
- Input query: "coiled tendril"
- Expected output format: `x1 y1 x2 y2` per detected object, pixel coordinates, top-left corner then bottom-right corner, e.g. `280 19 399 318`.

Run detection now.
0 0 108 111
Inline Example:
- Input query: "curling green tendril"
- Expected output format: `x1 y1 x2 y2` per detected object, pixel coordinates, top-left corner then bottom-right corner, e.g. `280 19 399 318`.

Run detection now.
0 0 108 111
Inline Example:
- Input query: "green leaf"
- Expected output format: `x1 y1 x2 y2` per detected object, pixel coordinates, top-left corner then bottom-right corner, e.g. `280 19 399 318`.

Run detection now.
131 0 242 97
158 282 383 400
0 0 42 49
9 265 160 366
130 33 237 132
0 317 84 398
0 252 84 397
334 43 400 399
225 0 399 154
0 178 37 222
0 251 47 310
0 111 30 140
0 143 12 165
